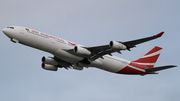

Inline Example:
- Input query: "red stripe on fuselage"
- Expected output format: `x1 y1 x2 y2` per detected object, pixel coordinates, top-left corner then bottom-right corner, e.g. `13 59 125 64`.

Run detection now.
131 63 154 68
68 42 76 46
117 65 146 74
117 61 148 74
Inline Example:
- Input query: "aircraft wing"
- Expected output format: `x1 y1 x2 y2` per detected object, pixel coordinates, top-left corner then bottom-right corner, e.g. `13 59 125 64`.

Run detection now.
85 45 116 60
85 32 164 60
121 31 164 50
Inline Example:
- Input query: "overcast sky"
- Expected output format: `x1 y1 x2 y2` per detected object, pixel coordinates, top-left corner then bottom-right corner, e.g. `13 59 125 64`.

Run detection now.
0 0 180 101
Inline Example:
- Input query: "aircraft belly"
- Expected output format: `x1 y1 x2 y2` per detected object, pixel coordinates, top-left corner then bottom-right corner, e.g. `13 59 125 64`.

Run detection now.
96 56 129 73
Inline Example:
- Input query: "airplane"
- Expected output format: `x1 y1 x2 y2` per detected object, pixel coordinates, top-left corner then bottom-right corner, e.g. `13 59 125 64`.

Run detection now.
2 26 176 75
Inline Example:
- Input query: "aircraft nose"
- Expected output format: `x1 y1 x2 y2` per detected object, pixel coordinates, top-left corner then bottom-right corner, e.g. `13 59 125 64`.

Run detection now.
2 28 11 37
2 28 7 34
2 28 9 35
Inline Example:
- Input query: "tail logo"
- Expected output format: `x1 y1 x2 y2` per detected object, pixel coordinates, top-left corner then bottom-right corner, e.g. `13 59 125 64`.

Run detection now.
118 46 163 74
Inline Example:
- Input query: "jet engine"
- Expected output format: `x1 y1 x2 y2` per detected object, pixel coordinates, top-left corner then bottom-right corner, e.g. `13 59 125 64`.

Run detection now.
109 41 127 50
42 56 58 66
74 46 91 55
41 63 58 71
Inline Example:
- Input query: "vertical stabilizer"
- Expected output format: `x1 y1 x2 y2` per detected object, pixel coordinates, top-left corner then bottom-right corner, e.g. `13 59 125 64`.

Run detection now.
132 46 163 68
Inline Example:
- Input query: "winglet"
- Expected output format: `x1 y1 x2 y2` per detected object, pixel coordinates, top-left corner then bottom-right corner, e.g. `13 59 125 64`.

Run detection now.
155 31 164 37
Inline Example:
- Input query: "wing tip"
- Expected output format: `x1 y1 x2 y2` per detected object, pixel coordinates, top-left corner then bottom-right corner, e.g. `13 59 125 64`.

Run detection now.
155 31 164 37
154 46 163 50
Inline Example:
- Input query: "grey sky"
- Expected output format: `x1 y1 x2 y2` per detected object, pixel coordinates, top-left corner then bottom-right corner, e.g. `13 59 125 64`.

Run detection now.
0 0 179 101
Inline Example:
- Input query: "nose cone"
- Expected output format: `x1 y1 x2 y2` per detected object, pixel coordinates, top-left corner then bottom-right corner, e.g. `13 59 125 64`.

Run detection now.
2 28 10 36
2 28 12 38
2 28 7 34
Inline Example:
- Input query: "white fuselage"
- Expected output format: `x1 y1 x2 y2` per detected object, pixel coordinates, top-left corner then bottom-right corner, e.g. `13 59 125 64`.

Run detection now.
3 26 130 73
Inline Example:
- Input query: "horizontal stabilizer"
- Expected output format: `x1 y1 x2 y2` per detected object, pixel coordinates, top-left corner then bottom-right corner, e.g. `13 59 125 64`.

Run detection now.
145 65 176 73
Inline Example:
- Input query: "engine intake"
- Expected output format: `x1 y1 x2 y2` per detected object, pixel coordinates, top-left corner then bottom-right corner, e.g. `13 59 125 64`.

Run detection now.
42 63 58 71
42 56 58 66
109 41 127 50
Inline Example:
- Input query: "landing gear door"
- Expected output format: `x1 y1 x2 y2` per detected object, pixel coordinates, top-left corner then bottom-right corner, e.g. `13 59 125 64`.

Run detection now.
20 27 24 34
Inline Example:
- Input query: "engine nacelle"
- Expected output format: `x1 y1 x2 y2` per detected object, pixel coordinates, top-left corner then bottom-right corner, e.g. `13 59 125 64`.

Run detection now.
42 56 58 66
42 63 58 71
74 46 91 55
109 41 127 50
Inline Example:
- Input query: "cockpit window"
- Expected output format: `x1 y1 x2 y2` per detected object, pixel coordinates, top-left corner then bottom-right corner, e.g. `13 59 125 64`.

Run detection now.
7 27 14 29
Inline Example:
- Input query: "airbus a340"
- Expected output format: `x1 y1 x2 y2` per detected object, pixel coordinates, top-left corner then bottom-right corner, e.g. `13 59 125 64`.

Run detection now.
2 26 176 75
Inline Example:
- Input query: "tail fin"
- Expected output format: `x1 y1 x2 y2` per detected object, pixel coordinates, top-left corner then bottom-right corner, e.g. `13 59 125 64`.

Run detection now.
132 46 163 68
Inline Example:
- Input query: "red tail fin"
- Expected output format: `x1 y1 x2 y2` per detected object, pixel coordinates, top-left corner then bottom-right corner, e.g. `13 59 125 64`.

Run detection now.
132 46 163 68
